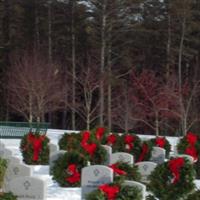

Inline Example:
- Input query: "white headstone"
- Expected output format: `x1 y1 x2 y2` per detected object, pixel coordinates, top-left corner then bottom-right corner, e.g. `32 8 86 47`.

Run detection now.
123 180 146 200
101 145 112 165
3 162 32 191
110 152 134 165
49 143 59 156
9 176 47 200
5 156 21 165
150 147 166 164
135 161 157 183
81 165 113 199
0 148 12 158
49 150 66 172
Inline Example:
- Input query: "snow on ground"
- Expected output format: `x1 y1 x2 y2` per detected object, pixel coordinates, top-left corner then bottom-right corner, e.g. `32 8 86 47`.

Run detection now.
0 129 199 199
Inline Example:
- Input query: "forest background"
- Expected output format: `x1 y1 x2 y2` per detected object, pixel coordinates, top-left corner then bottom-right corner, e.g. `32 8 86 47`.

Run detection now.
1 0 200 136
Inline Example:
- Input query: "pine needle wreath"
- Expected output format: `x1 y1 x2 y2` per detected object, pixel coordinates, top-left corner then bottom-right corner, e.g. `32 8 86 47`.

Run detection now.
150 137 171 158
0 192 17 200
185 190 200 200
51 151 87 187
137 141 153 162
148 158 196 200
85 182 142 200
101 133 122 153
79 130 107 165
20 132 50 165
109 162 141 183
177 132 200 178
116 134 142 161
58 132 81 151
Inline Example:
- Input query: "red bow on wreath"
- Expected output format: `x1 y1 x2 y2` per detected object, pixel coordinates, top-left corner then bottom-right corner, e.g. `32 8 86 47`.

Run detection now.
186 132 198 146
137 143 148 162
96 127 105 141
168 157 184 184
81 131 97 156
65 164 80 184
26 133 46 161
155 137 166 148
124 135 135 151
185 132 199 162
107 134 117 146
185 146 198 162
99 184 120 200
109 164 127 176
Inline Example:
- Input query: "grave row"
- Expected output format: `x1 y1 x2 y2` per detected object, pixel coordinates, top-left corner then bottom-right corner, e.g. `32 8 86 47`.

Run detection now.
0 138 194 200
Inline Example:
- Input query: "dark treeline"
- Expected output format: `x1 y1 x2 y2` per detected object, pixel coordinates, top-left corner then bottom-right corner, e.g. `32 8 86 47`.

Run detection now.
1 0 200 135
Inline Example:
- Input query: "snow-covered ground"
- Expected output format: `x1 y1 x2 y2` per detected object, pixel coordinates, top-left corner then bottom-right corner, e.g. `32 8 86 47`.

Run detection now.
1 129 200 199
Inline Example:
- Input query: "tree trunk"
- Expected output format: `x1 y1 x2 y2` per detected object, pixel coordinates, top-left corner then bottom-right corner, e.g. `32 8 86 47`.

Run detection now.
48 0 52 63
34 0 40 50
71 0 76 130
47 1 53 125
86 113 90 130
125 82 129 133
166 13 171 79
155 111 159 136
107 36 112 131
99 1 107 126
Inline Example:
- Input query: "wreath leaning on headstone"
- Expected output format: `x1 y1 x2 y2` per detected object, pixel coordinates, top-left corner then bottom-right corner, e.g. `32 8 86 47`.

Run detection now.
150 136 171 158
109 162 141 182
177 132 200 178
58 132 81 151
148 157 196 200
85 182 142 200
51 151 87 187
115 134 142 161
20 132 50 165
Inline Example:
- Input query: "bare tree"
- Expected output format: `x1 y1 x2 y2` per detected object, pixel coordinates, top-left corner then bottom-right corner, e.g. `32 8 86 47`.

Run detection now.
7 52 63 122
68 59 102 130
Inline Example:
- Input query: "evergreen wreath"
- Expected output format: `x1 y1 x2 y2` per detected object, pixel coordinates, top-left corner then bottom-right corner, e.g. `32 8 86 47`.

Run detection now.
137 140 153 162
20 132 50 165
150 136 171 158
185 190 200 200
0 192 17 200
101 132 122 153
58 132 81 151
177 132 200 178
79 130 107 165
85 182 142 200
109 162 141 183
177 132 200 162
116 134 142 161
51 151 87 187
148 157 196 200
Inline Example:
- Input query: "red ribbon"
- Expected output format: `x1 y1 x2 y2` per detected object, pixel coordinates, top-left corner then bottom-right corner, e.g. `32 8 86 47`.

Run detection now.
124 134 135 151
186 132 198 146
109 164 127 176
81 131 91 144
26 133 45 161
184 132 198 161
107 134 117 146
99 184 120 200
65 164 80 184
168 157 184 184
96 127 105 140
82 143 97 156
137 143 148 162
185 146 198 162
81 131 97 156
155 137 166 148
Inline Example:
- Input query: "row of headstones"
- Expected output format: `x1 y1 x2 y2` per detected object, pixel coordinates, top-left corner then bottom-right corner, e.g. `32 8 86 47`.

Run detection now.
0 141 47 200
